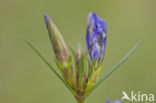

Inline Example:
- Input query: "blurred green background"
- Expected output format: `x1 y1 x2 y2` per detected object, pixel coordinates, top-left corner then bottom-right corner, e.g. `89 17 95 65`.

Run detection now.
0 0 156 103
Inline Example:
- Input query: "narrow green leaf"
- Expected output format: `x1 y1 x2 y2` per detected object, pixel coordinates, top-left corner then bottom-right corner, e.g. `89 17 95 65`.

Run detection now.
79 54 84 89
79 55 84 79
85 60 96 92
21 37 75 95
70 48 79 86
55 59 63 73
69 48 78 73
85 41 143 98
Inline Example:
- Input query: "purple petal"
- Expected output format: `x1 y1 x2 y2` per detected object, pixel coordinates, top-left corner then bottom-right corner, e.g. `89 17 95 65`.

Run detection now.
86 12 107 60
106 99 111 103
113 100 121 103
44 13 51 28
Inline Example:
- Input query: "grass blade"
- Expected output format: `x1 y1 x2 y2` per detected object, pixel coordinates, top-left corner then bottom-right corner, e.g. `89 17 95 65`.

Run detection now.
21 37 75 95
86 41 143 98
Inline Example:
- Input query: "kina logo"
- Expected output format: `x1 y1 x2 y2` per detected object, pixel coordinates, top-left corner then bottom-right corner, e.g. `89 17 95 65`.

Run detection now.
121 91 154 102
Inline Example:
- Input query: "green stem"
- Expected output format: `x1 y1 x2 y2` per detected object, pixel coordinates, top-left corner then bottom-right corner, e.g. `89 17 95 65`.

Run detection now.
77 99 84 103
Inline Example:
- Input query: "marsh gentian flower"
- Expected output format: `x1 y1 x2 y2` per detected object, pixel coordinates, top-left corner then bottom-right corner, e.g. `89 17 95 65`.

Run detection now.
106 99 121 103
23 11 141 103
86 13 107 60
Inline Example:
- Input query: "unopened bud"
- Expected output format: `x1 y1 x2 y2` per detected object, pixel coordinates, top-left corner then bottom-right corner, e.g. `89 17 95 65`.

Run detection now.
44 13 68 62
76 48 81 62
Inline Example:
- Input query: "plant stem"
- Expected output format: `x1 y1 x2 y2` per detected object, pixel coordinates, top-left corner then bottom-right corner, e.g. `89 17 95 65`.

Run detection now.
77 99 84 103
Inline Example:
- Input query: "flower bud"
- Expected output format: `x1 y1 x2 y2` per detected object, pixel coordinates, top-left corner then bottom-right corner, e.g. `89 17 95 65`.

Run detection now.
86 13 107 61
76 48 81 62
44 13 68 62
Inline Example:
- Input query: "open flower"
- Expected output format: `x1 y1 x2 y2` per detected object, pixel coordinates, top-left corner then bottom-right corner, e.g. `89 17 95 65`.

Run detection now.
106 99 121 103
86 13 107 60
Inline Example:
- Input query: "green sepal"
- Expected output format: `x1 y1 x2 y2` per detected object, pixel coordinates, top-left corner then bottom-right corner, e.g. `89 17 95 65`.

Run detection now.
70 48 79 86
85 60 96 92
91 58 103 84
68 56 77 91
55 58 64 74
79 54 84 90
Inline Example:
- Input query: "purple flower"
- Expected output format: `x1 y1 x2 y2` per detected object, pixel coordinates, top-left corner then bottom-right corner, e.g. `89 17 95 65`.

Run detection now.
86 13 107 60
106 99 121 103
